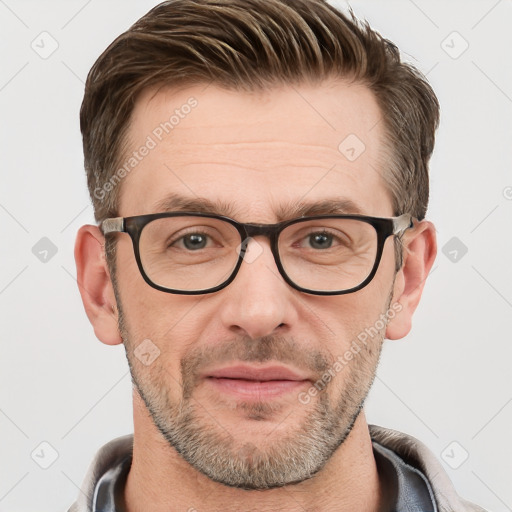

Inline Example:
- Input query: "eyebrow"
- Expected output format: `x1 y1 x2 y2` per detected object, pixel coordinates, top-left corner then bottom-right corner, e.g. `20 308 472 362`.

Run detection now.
153 193 365 221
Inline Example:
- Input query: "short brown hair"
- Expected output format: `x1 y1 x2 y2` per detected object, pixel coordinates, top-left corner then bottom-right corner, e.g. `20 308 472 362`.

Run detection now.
81 0 439 267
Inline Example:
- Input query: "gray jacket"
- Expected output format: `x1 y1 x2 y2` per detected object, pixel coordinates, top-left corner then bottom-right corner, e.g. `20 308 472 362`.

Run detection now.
69 424 487 512
369 426 485 512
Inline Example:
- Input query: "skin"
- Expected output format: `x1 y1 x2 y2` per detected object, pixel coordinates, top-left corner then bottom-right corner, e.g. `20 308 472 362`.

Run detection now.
75 79 437 512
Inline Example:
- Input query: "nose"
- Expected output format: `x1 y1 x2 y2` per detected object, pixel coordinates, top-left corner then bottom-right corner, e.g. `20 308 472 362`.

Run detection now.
218 237 299 339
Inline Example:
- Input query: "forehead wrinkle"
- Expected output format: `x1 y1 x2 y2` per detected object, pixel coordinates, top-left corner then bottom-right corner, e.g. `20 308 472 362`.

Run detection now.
164 142 346 173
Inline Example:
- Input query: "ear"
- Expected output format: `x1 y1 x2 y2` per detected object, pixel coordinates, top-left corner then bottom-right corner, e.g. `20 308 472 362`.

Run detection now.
74 225 123 346
386 220 437 340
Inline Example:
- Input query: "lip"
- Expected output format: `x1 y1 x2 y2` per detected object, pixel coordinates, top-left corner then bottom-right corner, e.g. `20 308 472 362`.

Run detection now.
205 364 310 382
203 364 311 400
207 378 307 398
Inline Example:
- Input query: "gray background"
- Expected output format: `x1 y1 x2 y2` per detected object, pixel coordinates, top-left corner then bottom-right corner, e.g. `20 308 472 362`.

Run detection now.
0 0 511 510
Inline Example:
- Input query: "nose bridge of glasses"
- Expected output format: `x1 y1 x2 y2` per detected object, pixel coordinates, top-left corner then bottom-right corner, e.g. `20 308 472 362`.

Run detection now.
242 222 281 240
238 223 282 267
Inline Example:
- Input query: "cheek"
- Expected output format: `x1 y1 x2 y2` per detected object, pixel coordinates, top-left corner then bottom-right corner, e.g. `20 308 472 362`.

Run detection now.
117 282 208 370
310 285 392 366
316 288 388 334
116 240 193 336
316 293 390 394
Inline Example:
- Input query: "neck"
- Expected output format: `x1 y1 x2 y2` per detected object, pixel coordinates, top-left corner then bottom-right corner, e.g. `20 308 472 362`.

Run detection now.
123 391 390 512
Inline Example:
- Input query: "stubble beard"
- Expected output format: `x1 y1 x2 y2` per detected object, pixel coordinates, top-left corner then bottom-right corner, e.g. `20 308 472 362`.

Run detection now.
114 286 391 490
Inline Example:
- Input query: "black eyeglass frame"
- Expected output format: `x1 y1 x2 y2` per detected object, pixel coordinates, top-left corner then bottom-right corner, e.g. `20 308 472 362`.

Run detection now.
101 212 413 296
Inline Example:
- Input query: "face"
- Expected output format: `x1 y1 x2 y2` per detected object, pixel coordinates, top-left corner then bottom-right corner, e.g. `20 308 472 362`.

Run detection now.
112 80 400 489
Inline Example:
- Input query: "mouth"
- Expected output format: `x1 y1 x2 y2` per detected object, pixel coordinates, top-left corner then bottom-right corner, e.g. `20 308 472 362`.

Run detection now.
203 364 311 399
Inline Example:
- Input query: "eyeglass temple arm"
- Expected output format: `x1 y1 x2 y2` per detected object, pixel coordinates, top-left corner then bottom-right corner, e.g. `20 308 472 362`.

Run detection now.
393 213 414 235
101 217 124 235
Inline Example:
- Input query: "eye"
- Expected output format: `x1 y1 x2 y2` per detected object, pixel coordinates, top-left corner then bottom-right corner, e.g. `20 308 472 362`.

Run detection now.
307 231 334 250
171 232 212 250
296 229 351 250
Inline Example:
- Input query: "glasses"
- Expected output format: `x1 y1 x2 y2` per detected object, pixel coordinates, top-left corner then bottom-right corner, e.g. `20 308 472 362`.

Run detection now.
101 212 413 296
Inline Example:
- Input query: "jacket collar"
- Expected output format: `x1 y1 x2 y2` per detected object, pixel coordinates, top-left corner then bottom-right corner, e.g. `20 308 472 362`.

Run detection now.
369 425 485 512
69 426 485 512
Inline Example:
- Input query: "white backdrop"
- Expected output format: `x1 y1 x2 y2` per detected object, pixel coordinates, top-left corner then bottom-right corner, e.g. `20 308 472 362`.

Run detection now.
0 0 511 510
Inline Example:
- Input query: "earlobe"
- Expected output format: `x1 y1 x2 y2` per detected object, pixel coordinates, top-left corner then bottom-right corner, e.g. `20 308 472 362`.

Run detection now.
74 225 123 346
386 220 437 340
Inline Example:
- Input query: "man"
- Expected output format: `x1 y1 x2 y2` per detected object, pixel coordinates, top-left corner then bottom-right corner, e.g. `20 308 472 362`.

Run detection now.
71 0 485 510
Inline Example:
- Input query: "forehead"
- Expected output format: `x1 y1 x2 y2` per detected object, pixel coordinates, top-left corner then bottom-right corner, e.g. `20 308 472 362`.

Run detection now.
119 80 393 221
